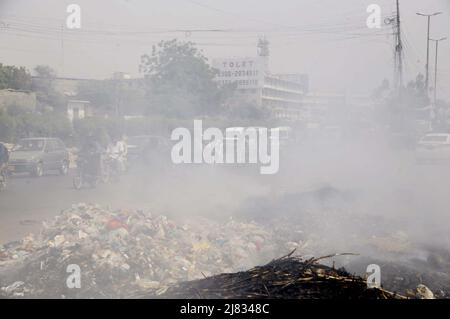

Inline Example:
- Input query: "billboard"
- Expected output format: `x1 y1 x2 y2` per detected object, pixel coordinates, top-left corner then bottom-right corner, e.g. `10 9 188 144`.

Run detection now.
212 57 266 89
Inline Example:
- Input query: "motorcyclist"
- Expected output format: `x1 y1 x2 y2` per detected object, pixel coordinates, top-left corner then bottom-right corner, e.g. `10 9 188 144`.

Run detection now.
0 142 9 170
79 135 104 177
107 136 127 173
0 142 9 189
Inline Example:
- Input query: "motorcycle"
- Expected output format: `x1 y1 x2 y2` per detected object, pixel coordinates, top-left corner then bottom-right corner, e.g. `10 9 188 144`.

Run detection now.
73 152 109 189
103 152 127 182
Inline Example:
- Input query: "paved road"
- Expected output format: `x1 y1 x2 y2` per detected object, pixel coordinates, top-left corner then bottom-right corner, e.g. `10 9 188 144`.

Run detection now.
0 170 132 243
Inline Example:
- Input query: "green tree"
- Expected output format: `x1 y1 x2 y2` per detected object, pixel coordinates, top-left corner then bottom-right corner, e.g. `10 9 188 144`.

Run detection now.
32 65 66 112
403 74 429 109
32 65 56 93
0 64 32 90
373 74 432 135
139 39 232 118
0 110 16 142
77 79 147 116
77 80 115 109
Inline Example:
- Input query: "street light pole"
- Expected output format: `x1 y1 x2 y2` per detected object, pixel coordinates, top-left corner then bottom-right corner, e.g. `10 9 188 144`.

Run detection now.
416 12 442 96
430 37 447 105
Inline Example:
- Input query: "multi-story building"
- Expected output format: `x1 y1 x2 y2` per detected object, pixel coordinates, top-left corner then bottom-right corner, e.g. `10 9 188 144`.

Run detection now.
262 74 306 120
212 40 309 121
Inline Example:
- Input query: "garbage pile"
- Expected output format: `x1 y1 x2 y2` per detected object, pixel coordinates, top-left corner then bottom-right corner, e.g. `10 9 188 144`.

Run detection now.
0 201 447 299
143 254 403 299
0 204 275 298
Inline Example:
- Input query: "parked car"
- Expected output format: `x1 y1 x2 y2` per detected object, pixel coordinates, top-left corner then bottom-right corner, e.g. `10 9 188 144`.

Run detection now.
8 138 70 177
416 133 450 164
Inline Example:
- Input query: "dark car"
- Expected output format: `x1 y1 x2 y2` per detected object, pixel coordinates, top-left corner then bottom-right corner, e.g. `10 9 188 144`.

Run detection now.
8 138 70 177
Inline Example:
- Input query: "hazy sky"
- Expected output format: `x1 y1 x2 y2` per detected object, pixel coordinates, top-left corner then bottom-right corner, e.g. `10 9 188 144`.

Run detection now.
1 0 449 98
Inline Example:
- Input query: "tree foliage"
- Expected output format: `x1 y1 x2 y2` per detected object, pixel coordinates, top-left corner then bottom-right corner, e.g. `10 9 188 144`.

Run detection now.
139 39 232 118
77 80 116 109
0 107 71 143
32 65 66 112
77 79 147 116
373 74 433 133
0 64 32 91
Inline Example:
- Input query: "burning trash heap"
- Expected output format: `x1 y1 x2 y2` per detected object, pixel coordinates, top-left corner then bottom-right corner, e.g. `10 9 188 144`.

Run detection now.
0 204 275 298
148 255 400 299
0 202 443 299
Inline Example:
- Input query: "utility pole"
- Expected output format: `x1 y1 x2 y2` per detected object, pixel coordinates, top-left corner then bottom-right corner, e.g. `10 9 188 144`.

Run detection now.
385 1 403 94
60 24 65 77
395 0 403 91
416 12 442 95
430 37 447 104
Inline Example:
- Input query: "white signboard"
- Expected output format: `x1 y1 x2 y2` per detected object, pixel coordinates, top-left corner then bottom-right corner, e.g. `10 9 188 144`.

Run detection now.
212 57 265 89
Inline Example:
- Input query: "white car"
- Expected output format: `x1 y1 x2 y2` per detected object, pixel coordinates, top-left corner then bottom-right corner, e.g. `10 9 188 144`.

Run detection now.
416 133 450 163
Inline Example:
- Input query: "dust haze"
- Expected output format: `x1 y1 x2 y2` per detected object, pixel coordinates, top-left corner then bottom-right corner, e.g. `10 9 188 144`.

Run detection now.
1 0 450 299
